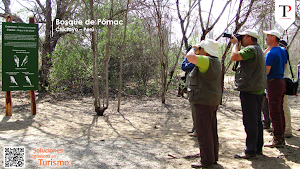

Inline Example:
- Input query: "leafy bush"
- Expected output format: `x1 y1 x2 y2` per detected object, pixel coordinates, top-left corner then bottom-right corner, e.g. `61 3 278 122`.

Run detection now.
49 34 93 94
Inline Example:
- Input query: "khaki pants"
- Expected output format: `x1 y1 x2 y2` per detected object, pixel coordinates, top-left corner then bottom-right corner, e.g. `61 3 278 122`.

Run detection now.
283 95 292 135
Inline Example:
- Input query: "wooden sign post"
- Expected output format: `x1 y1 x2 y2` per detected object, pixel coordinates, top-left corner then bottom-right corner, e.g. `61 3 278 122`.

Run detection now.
5 15 13 116
29 17 37 115
3 15 38 116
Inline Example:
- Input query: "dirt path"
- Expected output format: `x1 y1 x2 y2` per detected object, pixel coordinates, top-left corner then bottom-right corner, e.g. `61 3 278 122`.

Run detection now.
0 88 299 169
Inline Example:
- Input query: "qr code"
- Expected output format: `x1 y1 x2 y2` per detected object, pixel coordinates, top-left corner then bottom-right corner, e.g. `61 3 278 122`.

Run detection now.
3 147 25 168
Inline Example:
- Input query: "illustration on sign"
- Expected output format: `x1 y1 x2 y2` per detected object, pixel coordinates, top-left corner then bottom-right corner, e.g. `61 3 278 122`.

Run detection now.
10 76 18 86
2 22 39 91
25 76 32 86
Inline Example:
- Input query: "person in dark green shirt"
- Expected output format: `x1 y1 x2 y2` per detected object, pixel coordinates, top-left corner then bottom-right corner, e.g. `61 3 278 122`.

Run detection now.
230 29 267 159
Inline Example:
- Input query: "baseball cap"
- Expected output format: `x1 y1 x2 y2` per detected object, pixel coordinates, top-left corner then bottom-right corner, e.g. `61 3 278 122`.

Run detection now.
238 29 258 39
263 30 281 39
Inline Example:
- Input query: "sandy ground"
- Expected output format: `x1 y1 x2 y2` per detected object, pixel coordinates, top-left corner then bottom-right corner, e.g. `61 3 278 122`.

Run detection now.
0 78 300 169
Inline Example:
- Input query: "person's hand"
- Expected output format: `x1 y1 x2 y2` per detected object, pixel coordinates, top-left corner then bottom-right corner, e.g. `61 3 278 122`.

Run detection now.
192 44 201 55
182 50 187 59
230 35 239 44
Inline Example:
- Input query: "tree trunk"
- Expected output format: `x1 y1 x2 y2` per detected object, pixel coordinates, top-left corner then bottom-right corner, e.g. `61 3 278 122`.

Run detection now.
39 0 52 92
89 0 103 115
117 0 130 112
104 0 114 107
153 0 167 104
220 0 255 104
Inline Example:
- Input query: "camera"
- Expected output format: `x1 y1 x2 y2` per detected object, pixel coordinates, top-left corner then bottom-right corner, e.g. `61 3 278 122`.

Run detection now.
223 33 242 41
186 45 201 52
186 45 192 52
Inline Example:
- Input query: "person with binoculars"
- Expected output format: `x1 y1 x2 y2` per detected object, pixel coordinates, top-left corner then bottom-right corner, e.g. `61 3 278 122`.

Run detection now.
185 39 222 168
229 29 267 159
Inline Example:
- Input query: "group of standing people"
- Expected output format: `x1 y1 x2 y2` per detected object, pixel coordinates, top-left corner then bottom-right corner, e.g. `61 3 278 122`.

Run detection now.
181 29 292 168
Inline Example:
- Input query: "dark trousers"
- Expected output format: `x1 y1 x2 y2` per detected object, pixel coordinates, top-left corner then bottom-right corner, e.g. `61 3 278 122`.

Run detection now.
240 92 264 154
267 79 286 141
262 93 271 127
194 104 219 165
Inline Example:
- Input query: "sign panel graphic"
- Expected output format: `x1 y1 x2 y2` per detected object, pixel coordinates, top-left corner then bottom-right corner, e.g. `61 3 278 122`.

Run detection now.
2 22 38 91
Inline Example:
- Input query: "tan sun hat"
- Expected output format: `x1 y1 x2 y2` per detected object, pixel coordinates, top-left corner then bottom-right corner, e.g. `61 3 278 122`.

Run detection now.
238 29 258 39
200 39 219 57
263 30 281 39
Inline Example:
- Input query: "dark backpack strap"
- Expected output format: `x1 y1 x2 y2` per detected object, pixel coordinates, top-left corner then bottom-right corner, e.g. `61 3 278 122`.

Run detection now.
286 50 294 79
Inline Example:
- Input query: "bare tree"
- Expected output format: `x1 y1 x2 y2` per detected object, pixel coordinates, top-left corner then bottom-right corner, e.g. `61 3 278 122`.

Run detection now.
0 0 24 22
152 0 168 103
220 0 255 103
165 0 197 92
39 0 52 91
176 0 198 49
104 0 114 107
88 0 107 116
118 0 130 112
198 0 232 40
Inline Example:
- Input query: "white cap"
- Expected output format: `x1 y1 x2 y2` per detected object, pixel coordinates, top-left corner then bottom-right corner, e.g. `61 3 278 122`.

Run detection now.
238 29 258 39
263 30 281 39
200 39 219 57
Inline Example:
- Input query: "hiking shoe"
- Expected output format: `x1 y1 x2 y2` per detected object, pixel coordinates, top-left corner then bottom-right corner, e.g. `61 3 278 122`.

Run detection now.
264 139 284 148
284 134 293 138
256 151 263 155
234 152 256 159
189 132 197 137
191 162 212 168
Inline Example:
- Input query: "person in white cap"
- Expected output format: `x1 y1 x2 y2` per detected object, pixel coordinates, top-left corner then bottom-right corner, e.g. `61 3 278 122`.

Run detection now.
279 40 293 139
263 30 288 148
230 29 267 159
185 38 222 168
263 39 293 138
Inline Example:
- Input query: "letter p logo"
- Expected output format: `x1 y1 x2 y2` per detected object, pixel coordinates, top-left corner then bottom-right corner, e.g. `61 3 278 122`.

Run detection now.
279 5 292 17
275 0 295 30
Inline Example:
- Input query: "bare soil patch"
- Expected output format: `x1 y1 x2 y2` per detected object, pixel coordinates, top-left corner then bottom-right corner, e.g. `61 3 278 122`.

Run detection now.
0 84 300 168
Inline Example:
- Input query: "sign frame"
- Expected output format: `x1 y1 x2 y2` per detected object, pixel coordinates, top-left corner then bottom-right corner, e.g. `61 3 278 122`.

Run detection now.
2 22 39 91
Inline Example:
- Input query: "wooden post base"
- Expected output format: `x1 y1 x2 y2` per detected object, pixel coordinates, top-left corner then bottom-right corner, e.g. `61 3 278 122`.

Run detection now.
6 91 12 116
30 90 36 115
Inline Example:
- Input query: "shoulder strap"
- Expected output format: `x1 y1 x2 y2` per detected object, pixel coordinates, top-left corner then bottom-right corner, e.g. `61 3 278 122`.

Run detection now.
286 50 294 79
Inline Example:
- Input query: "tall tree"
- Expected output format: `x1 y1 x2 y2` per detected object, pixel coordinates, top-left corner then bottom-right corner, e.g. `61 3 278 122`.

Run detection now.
104 0 114 107
117 0 130 112
220 0 255 103
0 0 23 22
153 0 169 103
39 0 52 91
198 0 232 40
89 0 107 115
176 0 197 49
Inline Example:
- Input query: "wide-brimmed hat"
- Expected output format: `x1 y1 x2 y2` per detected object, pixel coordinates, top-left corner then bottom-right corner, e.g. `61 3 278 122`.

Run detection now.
263 30 281 39
200 39 219 57
238 29 258 39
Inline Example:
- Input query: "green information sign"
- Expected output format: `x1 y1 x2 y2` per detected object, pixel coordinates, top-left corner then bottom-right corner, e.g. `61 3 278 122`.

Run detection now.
2 22 38 91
